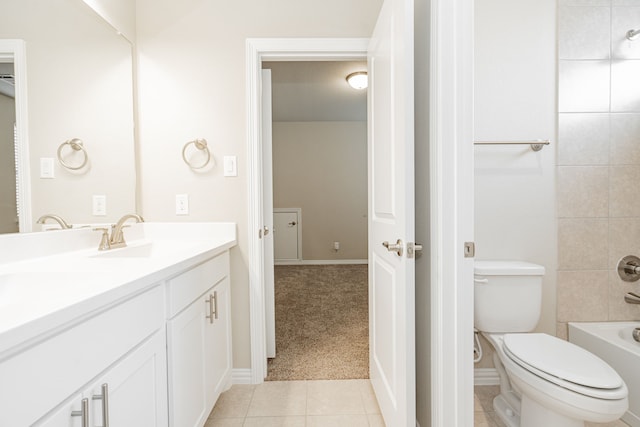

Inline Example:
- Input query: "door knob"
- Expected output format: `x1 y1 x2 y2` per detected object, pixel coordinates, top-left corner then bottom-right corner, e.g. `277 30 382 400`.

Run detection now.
407 242 423 258
382 239 403 257
287 221 297 227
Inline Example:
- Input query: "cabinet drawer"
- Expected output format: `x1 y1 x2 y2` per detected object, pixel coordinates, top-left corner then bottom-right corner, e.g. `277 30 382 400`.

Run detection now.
167 251 229 318
0 285 164 427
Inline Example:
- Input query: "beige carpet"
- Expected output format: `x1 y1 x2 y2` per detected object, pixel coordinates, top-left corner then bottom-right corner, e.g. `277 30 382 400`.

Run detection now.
266 264 369 381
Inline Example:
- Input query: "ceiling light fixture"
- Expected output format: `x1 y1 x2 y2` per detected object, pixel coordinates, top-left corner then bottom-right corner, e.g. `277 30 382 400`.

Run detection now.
346 71 368 90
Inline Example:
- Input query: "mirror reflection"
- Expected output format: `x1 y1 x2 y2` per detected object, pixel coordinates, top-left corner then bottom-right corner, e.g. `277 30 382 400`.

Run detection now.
0 0 136 233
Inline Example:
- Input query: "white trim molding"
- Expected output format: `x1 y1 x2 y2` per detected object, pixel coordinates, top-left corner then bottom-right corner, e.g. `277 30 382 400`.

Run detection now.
429 0 474 425
246 38 369 384
0 40 31 233
474 368 500 386
232 369 253 385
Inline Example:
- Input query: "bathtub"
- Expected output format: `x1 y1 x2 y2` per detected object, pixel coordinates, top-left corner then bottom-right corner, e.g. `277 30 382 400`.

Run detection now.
569 322 640 427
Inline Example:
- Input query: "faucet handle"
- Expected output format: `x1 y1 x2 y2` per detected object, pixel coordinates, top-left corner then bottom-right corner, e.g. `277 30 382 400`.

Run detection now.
93 227 111 251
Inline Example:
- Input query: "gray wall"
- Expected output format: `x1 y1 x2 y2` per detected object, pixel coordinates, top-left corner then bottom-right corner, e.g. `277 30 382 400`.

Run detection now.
0 94 17 233
272 121 367 261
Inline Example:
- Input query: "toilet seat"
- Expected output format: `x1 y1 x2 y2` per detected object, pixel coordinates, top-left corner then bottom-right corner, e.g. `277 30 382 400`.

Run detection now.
503 333 627 400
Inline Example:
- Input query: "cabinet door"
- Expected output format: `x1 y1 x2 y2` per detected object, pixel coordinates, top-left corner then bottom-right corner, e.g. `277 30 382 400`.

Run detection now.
87 330 168 427
204 277 232 409
167 295 208 427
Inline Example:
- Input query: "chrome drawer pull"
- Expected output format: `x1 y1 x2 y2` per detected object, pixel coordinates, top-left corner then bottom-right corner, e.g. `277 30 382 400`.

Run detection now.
71 398 89 427
92 383 110 427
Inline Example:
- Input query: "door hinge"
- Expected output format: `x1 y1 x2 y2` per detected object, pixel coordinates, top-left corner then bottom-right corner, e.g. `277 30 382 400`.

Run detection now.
464 242 475 258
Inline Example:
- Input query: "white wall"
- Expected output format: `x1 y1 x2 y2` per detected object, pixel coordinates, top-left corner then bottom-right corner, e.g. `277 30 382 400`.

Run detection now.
474 0 557 367
135 0 383 369
272 121 367 261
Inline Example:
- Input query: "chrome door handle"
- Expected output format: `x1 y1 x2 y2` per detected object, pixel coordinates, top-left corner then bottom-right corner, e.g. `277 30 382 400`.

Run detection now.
382 239 403 257
263 226 270 236
92 383 110 427
71 398 89 427
213 290 218 320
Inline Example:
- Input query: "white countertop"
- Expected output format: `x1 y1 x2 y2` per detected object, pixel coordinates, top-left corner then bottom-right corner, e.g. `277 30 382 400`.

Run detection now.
0 222 237 358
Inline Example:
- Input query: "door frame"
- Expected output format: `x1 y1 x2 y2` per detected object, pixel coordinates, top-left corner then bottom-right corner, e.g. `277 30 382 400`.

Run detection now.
246 38 370 383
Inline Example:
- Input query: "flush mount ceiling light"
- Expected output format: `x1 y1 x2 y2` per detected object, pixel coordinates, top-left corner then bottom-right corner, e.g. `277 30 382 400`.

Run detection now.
346 71 368 90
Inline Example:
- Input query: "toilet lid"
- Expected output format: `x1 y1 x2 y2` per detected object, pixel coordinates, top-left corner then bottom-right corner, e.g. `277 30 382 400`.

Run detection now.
503 334 625 398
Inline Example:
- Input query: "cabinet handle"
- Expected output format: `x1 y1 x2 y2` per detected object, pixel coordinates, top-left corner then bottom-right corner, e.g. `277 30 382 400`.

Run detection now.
71 398 89 427
92 383 110 427
213 290 218 320
205 294 214 324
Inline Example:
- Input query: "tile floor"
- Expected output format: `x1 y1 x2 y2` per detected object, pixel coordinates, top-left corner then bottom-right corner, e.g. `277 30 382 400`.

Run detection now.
474 385 630 427
206 379 385 426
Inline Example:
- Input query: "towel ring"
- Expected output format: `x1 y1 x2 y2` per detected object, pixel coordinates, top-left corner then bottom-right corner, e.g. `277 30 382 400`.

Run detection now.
57 138 88 170
182 138 211 169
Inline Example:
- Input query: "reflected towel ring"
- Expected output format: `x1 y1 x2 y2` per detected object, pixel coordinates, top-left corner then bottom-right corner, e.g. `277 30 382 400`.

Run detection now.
57 138 88 170
182 138 211 169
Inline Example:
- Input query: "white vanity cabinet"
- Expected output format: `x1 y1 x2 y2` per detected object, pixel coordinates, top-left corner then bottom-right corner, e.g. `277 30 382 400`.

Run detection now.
0 285 168 427
37 330 167 427
166 251 232 427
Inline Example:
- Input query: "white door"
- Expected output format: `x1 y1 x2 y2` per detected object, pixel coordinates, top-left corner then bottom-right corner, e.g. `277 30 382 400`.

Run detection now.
262 69 276 359
273 210 300 261
368 0 415 425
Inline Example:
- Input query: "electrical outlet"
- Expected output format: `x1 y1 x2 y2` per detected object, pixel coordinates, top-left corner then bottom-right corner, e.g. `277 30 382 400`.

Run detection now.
176 194 189 215
333 241 340 251
92 195 107 216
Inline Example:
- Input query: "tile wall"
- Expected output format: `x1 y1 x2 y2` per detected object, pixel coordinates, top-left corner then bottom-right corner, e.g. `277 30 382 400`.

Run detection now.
557 0 640 337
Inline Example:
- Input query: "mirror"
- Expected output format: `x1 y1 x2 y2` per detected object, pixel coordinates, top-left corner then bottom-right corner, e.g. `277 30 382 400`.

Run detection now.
0 0 136 233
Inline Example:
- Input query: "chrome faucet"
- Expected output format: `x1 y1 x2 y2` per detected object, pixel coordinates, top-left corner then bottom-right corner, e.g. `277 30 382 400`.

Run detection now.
93 213 144 251
624 291 640 305
110 214 144 249
36 214 72 230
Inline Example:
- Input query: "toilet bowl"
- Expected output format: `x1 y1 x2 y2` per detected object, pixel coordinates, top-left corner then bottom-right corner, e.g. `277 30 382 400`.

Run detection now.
475 260 629 427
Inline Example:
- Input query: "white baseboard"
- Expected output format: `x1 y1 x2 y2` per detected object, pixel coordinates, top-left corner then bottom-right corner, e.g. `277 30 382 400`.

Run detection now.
232 368 253 384
275 259 368 266
474 368 500 386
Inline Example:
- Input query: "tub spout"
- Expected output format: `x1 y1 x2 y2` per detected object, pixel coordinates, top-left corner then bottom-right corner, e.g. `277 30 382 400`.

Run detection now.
624 291 640 304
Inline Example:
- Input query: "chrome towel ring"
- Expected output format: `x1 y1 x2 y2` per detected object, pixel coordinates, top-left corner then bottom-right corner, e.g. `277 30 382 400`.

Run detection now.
182 138 211 169
57 138 89 170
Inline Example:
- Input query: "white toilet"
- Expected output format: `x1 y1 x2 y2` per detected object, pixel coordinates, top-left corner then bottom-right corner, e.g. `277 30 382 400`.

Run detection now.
475 260 629 427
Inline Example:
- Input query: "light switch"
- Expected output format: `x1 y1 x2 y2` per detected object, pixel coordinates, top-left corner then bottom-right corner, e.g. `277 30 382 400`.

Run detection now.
224 156 237 177
93 195 107 216
176 194 189 215
40 158 55 179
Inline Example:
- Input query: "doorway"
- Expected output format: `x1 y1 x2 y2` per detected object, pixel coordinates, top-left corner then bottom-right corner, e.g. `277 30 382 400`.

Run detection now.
261 60 369 380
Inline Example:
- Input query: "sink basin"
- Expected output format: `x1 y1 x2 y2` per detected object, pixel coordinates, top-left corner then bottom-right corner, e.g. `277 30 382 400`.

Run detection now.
91 242 156 258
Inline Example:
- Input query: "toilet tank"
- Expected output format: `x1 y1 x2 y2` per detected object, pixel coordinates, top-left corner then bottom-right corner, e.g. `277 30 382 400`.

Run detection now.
474 260 545 333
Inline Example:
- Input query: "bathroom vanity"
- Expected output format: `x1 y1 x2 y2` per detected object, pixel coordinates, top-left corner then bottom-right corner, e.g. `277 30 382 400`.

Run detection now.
0 222 236 427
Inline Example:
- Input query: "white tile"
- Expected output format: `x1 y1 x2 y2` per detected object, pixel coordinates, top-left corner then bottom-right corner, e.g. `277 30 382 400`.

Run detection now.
358 380 381 414
306 414 370 427
558 113 609 165
558 218 609 270
613 0 640 5
557 166 609 217
610 166 640 216
612 60 640 112
612 7 640 59
561 0 611 5
306 380 366 416
243 416 306 427
209 384 255 419
367 414 386 427
610 114 640 164
559 61 611 112
204 418 244 427
246 381 307 417
559 7 611 59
